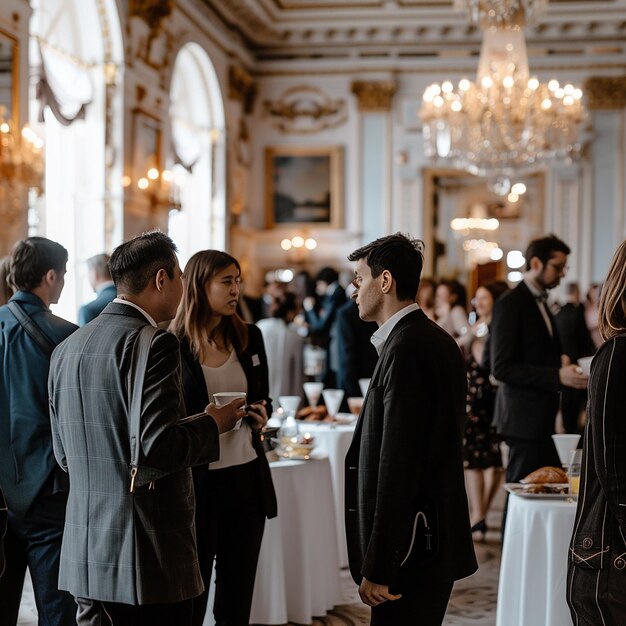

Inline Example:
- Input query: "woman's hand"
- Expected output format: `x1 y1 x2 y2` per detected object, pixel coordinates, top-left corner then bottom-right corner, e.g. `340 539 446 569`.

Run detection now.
205 398 246 434
246 400 268 431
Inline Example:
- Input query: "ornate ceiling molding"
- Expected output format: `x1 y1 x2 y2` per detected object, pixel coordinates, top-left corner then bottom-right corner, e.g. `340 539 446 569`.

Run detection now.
584 76 626 109
201 1 626 69
351 80 397 111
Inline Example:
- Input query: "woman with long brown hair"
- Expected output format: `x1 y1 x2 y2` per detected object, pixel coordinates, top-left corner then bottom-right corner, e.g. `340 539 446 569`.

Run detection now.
170 250 277 626
567 240 626 624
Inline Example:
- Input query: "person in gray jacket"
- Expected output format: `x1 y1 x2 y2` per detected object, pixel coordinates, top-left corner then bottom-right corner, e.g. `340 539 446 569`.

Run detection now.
48 231 243 626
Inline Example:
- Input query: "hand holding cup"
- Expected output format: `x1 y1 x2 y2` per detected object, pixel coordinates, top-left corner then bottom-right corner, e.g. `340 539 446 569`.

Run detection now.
206 396 246 433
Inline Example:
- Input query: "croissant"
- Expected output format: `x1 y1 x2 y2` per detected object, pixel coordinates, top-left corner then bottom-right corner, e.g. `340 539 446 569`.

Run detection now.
520 466 568 484
296 405 328 420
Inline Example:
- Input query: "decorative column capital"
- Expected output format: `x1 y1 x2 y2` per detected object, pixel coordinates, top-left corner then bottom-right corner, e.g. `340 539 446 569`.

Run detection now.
351 81 397 112
228 65 257 114
584 76 626 110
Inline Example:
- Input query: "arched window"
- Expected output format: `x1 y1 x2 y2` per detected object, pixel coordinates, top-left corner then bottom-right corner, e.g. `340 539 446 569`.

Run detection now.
168 43 226 264
28 0 123 322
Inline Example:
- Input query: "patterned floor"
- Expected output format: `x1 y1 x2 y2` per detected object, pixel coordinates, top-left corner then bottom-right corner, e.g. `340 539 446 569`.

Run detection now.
17 534 500 626
18 499 502 626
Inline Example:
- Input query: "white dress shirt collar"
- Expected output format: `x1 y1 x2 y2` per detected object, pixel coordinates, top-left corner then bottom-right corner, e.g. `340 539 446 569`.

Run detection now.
112 297 157 328
370 303 419 356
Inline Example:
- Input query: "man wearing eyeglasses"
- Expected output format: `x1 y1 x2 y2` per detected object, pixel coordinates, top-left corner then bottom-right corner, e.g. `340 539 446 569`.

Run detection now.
490 234 588 508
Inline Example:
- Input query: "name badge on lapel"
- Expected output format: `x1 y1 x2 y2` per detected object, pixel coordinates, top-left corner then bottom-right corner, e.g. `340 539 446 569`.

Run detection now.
252 354 260 367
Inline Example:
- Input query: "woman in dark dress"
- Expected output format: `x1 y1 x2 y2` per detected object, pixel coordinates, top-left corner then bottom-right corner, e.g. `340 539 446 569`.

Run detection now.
567 241 626 624
170 250 277 626
459 281 508 538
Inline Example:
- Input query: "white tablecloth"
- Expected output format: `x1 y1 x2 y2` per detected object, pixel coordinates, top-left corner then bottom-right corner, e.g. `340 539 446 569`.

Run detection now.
496 494 577 626
296 422 355 568
204 456 341 625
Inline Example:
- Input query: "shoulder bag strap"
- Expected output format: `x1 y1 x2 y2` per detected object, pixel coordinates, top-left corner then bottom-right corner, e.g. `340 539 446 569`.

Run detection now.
128 324 159 492
7 301 56 358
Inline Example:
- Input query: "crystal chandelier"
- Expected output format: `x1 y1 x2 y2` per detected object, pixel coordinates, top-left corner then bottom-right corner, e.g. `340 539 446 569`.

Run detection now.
455 0 547 27
420 1 586 179
0 108 45 223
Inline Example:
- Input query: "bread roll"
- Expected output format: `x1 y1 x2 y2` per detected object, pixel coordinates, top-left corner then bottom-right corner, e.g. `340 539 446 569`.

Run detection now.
520 466 567 484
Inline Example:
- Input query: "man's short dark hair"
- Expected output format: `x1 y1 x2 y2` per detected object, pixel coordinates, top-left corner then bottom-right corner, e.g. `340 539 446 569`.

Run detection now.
525 234 570 270
109 231 178 294
87 253 111 279
348 233 424 302
9 237 68 292
315 267 339 285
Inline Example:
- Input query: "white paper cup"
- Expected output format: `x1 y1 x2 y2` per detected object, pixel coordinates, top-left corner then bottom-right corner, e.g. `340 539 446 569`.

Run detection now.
577 356 593 376
213 392 246 429
358 378 371 398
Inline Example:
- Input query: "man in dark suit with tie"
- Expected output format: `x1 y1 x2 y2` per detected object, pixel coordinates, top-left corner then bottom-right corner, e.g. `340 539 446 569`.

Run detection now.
344 233 477 625
0 237 78 626
77 253 116 326
490 235 589 487
48 232 243 626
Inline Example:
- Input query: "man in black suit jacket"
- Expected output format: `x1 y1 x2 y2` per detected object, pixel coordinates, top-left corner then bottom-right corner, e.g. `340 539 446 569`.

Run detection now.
554 282 595 434
490 235 588 488
335 299 378 401
345 234 477 625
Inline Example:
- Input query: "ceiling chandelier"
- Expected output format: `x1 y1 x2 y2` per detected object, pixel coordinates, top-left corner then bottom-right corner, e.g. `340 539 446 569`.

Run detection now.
420 1 586 180
456 0 547 28
0 107 44 223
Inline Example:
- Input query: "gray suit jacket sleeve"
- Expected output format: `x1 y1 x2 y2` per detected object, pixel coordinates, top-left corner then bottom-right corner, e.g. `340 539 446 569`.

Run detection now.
138 330 219 471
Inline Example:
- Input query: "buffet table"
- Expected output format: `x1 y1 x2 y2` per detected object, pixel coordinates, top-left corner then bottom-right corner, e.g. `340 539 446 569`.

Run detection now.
204 456 341 626
496 493 577 626
296 421 355 567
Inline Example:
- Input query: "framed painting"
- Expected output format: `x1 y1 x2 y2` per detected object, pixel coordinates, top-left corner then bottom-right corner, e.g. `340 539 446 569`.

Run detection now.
265 146 342 228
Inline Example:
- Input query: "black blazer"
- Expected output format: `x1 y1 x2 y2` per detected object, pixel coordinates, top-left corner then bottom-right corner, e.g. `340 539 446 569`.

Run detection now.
490 281 562 441
568 335 626 622
178 324 277 518
335 300 378 399
345 309 477 592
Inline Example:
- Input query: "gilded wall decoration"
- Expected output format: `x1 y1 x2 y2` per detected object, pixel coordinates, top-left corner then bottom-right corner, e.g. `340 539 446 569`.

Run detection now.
584 76 626 110
351 80 397 112
263 85 347 134
127 0 175 76
228 65 257 114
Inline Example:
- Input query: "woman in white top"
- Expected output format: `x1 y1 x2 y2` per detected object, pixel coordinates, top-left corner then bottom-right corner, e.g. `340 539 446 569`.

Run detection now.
435 279 468 339
256 291 304 401
170 250 277 626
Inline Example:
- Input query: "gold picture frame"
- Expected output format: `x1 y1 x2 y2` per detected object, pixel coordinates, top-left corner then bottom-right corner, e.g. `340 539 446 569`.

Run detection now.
265 145 343 228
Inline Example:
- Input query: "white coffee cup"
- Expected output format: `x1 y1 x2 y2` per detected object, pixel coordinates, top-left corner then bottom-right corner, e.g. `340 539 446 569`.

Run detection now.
213 391 246 430
577 356 593 377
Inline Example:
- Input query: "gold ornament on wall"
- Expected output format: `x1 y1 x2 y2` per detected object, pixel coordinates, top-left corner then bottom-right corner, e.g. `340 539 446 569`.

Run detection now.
228 65 257 114
584 76 626 111
263 86 347 135
351 81 397 113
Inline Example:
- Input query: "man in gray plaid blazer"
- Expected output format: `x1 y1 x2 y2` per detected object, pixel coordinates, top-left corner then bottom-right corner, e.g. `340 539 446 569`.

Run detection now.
49 232 244 626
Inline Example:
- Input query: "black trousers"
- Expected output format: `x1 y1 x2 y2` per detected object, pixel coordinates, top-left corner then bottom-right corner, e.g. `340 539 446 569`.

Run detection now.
504 436 561 484
0 492 76 626
370 579 453 625
192 458 266 626
76 597 193 626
